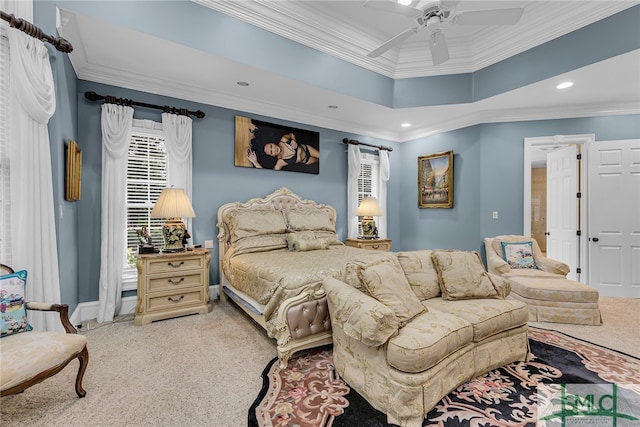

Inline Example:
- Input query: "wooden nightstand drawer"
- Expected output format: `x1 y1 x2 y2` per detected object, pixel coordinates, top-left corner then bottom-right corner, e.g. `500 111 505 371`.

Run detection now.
147 272 204 293
147 289 204 312
146 256 204 274
135 250 211 325
345 238 392 252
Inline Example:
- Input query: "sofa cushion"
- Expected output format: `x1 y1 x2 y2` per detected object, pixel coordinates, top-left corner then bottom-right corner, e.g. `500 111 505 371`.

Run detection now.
358 259 426 325
424 298 529 342
508 276 600 303
503 269 567 279
387 308 473 373
431 250 499 300
0 331 87 391
323 277 399 347
501 241 537 269
396 250 441 300
1 270 33 337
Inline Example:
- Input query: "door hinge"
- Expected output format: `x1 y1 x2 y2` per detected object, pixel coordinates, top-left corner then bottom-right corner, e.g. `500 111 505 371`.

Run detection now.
577 154 582 160
577 230 581 236
577 192 582 198
576 267 582 274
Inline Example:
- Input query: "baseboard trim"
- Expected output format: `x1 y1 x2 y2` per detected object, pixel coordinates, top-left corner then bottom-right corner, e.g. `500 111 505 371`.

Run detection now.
69 284 220 326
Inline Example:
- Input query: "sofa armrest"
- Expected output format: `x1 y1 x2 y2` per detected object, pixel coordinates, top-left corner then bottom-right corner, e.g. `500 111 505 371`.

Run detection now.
535 257 570 276
487 273 511 298
25 302 78 334
323 277 399 347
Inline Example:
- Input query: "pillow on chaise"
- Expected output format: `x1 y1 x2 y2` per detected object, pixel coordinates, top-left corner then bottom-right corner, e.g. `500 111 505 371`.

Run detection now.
501 241 538 269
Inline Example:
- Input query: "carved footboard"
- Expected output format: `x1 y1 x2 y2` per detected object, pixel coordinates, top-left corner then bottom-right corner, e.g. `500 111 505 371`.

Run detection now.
272 288 333 368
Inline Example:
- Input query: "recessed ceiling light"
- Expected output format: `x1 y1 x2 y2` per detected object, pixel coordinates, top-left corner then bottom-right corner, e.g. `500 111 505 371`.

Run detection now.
237 81 249 87
556 81 573 89
397 0 412 5
401 123 411 128
328 105 338 109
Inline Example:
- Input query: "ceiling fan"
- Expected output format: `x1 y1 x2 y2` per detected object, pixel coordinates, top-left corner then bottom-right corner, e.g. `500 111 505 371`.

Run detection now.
364 0 525 65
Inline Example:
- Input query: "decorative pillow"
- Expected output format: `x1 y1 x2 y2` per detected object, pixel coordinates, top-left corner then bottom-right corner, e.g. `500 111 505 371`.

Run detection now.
431 250 499 300
501 241 538 269
232 234 288 255
286 232 330 251
1 270 33 337
357 259 426 325
396 250 442 300
285 209 335 233
226 209 287 243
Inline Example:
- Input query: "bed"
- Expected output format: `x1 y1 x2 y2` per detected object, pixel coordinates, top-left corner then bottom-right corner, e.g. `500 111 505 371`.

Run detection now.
216 187 393 367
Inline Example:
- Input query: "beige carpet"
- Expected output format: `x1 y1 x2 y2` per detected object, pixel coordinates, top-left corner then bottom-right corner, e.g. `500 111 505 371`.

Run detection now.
1 296 638 426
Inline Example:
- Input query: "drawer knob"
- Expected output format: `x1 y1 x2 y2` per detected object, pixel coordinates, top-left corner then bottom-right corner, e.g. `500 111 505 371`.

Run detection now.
372 245 379 249
168 261 184 268
167 295 184 303
167 277 184 285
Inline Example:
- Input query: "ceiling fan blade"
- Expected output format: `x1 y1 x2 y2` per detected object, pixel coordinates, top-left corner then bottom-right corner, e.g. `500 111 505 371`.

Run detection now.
451 8 524 26
429 30 450 65
439 0 461 11
368 26 419 58
362 0 422 18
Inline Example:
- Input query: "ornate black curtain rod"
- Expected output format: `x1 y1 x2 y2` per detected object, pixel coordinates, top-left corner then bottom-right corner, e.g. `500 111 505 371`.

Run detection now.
342 138 393 152
0 10 73 53
84 91 206 119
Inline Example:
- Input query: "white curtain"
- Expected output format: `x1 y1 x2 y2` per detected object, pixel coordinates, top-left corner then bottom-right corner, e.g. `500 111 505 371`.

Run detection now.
347 144 361 238
161 113 193 231
377 149 390 238
97 104 134 323
7 24 61 331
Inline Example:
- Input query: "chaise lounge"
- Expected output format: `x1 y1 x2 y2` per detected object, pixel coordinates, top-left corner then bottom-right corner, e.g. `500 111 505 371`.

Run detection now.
324 249 529 427
484 235 601 325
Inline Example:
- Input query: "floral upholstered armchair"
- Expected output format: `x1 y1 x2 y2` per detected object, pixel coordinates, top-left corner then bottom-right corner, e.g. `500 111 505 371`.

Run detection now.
1 264 89 398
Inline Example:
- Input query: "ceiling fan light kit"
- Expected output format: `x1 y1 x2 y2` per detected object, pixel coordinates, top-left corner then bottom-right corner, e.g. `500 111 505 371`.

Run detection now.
365 0 524 65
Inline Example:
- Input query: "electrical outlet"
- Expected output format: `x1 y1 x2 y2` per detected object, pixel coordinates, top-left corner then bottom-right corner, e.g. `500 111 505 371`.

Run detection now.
492 211 499 220
204 240 214 249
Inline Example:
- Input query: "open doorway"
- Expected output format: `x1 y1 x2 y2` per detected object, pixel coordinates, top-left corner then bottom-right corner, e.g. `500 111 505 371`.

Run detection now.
523 134 594 283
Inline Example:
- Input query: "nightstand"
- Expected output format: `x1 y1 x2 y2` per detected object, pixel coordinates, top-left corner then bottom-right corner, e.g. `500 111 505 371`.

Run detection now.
345 238 392 252
134 249 211 325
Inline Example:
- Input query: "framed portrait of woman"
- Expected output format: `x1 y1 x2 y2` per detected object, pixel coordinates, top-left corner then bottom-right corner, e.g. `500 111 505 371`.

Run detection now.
234 115 320 174
418 151 453 208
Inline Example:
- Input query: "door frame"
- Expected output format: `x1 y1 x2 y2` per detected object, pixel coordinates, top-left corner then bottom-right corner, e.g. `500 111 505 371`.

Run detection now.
523 134 594 283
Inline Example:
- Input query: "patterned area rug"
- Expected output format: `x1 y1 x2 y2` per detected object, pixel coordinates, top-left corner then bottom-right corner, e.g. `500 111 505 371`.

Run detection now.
249 327 640 427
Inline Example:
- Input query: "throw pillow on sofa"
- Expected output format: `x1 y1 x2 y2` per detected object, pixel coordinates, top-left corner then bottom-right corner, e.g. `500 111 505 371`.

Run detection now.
431 250 499 300
0 269 33 337
396 250 442 300
357 259 426 325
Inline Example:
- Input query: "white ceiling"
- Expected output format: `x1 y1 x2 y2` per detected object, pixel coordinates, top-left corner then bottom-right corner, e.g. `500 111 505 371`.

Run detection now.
57 1 640 142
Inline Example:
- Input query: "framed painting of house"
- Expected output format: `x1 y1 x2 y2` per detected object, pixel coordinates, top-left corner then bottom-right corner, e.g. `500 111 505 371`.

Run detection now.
234 115 320 174
418 151 453 208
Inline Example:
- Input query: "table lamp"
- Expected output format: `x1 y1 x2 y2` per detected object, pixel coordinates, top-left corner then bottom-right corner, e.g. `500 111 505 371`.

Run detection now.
356 196 382 239
151 187 196 252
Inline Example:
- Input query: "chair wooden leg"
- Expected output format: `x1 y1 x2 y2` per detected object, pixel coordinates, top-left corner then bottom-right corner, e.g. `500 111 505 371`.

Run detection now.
74 346 89 398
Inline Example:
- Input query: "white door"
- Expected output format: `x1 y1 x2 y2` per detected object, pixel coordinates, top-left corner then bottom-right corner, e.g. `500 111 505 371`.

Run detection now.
588 139 640 298
546 145 579 280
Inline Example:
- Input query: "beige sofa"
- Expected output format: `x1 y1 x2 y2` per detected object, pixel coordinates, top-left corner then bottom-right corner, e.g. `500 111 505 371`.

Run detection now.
324 250 529 427
484 235 601 325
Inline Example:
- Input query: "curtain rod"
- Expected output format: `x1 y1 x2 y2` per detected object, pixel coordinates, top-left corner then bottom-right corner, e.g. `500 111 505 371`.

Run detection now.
342 138 393 152
0 10 73 53
84 91 206 119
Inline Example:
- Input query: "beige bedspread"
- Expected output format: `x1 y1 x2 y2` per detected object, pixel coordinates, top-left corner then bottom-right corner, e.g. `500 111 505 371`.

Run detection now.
223 245 393 324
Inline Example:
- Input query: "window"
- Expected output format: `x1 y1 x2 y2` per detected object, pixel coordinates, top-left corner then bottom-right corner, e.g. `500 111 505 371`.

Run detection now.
0 28 10 265
357 152 379 236
122 127 167 289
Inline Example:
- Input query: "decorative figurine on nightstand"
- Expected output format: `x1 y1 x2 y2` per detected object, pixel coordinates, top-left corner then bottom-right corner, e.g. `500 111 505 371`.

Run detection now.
136 226 155 254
